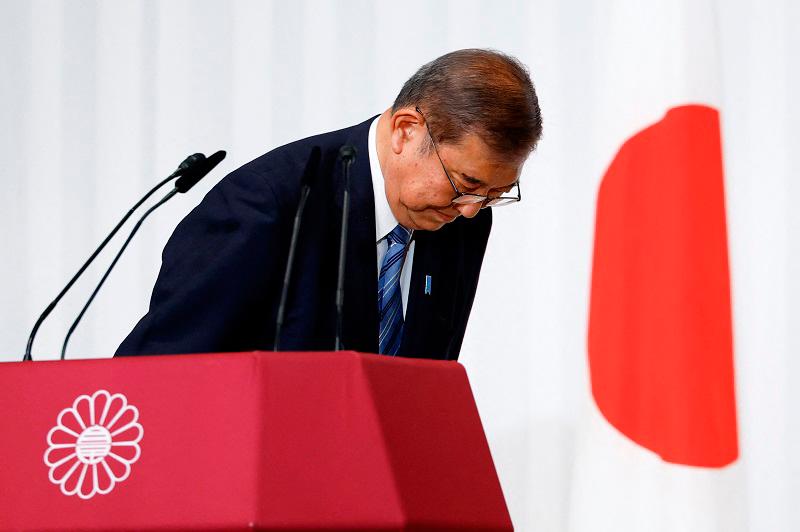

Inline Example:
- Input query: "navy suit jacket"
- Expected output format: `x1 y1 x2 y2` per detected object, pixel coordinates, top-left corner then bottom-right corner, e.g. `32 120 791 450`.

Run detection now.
115 117 492 360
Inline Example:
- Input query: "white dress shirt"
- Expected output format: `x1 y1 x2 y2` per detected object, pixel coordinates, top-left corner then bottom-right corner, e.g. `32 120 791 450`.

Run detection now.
368 115 415 316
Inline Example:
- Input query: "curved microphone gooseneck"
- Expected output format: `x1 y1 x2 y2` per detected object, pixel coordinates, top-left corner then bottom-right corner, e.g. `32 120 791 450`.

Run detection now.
334 145 357 351
23 153 208 362
274 146 322 351
59 151 227 360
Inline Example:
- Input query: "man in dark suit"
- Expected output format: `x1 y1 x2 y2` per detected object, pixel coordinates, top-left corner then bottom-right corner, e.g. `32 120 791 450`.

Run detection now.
116 49 542 360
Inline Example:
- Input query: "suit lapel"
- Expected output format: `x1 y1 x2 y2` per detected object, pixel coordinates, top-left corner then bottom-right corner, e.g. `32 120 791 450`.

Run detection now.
401 228 460 359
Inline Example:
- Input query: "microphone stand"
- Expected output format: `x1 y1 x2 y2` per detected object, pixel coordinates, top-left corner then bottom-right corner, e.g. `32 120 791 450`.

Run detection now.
334 145 356 351
59 151 226 360
23 154 207 361
60 190 176 359
274 146 321 351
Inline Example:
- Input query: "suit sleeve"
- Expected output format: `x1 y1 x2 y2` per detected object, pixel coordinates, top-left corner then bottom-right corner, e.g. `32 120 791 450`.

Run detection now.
115 168 290 356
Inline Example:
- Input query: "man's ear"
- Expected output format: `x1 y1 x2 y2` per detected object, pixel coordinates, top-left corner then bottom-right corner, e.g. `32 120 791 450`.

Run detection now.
389 107 423 155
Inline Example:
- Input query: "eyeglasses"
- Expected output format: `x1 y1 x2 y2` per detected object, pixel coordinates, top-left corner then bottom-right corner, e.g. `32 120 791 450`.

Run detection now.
416 107 521 208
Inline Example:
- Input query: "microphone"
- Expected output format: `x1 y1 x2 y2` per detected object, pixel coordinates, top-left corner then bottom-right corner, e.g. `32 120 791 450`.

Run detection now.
334 145 356 351
176 150 226 192
59 151 227 359
172 153 207 178
23 152 209 361
274 146 322 351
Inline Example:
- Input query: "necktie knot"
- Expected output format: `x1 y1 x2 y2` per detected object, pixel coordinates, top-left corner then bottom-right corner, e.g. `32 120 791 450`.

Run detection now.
387 224 412 247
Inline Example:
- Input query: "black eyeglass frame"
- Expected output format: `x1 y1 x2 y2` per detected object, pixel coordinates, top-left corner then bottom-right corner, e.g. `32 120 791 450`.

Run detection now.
415 106 521 208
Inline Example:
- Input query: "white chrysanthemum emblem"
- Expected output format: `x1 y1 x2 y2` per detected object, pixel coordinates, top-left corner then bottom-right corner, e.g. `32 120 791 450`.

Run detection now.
44 390 143 499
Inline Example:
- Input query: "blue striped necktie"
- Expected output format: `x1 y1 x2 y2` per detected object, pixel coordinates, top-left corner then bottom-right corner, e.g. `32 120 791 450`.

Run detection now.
378 224 412 355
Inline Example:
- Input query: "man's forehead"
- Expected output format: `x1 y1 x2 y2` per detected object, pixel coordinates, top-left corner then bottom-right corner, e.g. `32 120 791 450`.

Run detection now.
448 154 523 188
442 133 524 186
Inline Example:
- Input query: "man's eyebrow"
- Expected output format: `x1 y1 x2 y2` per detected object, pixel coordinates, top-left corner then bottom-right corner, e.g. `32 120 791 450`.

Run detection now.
461 173 518 190
461 174 486 187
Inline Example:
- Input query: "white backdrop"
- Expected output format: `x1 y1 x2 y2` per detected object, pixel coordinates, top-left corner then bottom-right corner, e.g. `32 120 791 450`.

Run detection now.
1 1 797 530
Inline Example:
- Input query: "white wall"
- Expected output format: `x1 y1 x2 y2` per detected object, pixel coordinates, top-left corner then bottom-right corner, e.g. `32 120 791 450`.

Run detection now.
0 1 797 530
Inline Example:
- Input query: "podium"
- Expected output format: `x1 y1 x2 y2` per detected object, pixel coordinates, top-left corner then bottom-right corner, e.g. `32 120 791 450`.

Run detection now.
0 351 512 531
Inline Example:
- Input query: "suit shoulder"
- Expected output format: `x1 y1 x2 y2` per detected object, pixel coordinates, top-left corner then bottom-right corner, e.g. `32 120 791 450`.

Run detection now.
232 116 377 193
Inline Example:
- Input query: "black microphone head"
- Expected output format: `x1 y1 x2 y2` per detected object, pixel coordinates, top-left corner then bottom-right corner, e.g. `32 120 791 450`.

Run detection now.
171 153 206 177
175 150 227 193
339 145 357 162
300 146 322 188
180 153 206 170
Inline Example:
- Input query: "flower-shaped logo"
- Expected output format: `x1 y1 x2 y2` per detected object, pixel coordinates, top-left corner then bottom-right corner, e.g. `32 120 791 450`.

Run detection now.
44 390 143 499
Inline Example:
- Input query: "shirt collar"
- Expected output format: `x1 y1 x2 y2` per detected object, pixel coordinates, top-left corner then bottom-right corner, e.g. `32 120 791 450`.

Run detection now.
368 115 403 243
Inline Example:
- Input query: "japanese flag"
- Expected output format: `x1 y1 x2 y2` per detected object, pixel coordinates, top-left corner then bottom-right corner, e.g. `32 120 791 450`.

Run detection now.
569 1 744 530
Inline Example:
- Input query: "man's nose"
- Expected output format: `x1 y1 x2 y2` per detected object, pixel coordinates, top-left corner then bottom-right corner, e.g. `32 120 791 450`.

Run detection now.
454 202 482 219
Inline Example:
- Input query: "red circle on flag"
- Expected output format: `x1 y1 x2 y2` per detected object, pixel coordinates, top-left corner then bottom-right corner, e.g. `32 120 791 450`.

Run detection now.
588 104 738 468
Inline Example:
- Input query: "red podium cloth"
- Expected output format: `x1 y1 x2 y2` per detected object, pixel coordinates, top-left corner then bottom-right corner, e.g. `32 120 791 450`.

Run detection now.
0 351 512 531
